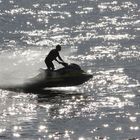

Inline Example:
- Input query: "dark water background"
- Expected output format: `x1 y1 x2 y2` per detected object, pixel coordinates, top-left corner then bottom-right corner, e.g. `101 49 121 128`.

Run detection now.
0 0 140 139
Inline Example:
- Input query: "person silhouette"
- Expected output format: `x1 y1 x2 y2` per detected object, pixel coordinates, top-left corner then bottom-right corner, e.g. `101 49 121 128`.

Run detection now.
45 45 65 71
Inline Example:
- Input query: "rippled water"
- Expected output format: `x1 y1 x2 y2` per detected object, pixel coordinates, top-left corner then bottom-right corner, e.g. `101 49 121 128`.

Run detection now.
0 0 140 139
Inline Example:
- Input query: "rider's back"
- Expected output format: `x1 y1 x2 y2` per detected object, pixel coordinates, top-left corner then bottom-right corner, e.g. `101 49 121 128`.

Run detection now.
46 49 59 61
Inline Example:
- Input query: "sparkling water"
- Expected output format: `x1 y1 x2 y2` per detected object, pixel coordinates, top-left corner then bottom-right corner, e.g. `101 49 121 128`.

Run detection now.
0 0 140 139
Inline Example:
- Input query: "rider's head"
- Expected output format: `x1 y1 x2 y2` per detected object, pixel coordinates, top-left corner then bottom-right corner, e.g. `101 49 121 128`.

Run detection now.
56 45 61 51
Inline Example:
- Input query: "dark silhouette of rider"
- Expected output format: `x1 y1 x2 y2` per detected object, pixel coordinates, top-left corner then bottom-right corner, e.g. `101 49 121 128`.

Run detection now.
45 45 65 71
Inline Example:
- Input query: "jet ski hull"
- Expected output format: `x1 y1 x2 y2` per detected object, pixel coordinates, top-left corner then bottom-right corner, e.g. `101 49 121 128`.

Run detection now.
23 63 93 91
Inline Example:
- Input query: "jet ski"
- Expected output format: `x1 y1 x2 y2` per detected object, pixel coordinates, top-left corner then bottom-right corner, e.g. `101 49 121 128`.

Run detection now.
23 63 93 91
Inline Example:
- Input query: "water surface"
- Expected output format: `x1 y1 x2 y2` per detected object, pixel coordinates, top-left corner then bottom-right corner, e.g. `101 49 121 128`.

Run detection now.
0 0 140 139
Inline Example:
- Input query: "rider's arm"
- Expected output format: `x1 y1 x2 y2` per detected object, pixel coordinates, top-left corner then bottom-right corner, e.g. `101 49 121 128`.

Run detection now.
55 58 61 63
57 53 64 62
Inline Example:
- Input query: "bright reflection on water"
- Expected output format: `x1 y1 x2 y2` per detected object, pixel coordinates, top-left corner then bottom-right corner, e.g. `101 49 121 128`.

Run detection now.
0 0 140 139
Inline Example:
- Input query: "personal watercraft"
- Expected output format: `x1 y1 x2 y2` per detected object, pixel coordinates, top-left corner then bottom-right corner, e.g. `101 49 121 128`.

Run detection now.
23 63 93 91
0 63 93 92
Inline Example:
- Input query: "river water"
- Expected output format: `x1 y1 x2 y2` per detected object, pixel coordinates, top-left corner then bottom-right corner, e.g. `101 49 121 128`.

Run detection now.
0 0 140 139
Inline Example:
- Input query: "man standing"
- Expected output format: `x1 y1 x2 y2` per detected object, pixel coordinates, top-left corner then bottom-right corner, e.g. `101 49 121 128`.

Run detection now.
45 45 65 71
